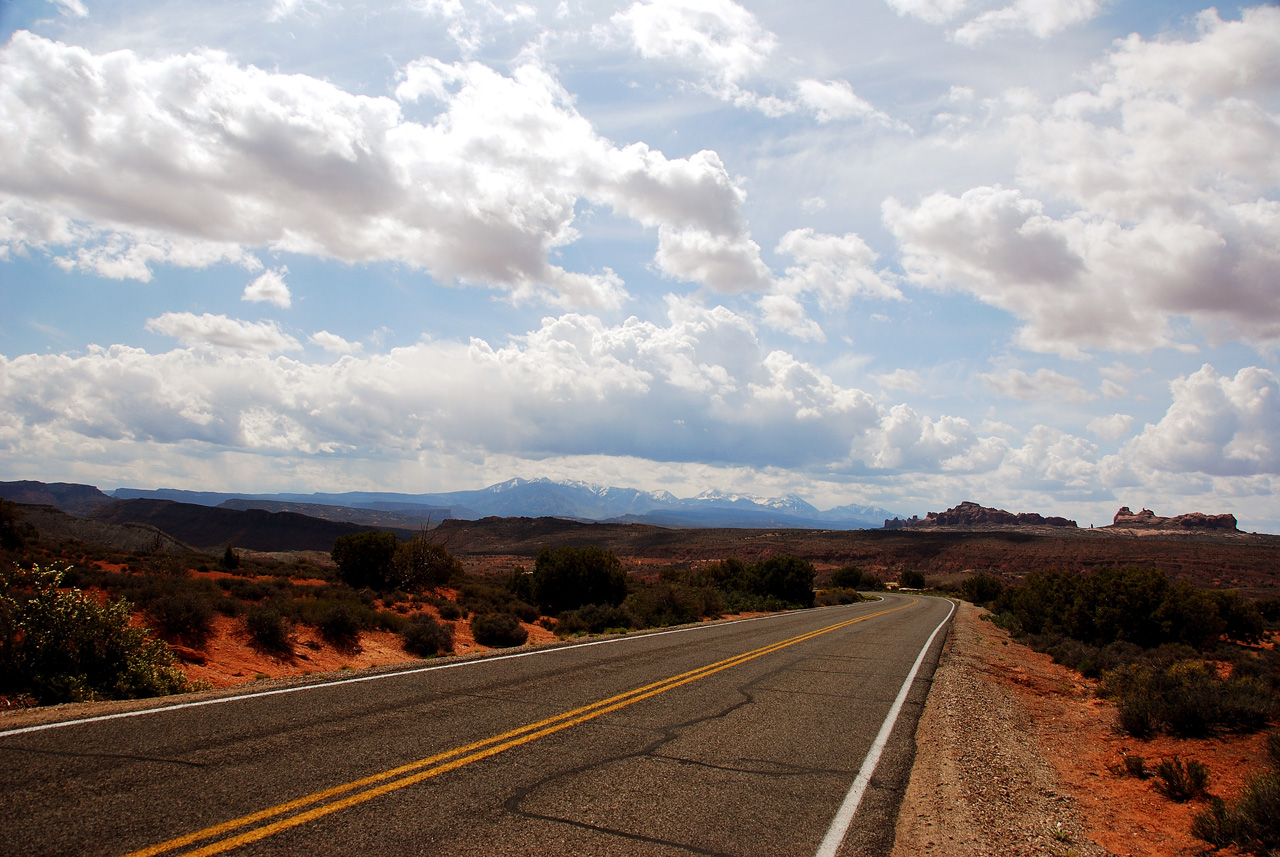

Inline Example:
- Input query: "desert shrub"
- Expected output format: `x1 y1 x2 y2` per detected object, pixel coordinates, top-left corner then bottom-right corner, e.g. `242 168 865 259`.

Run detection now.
996 568 1261 651
317 602 362 647
555 603 637 637
470 612 528 648
509 600 540 624
961 573 1004 604
331 531 399 590
1124 754 1150 779
816 588 865 606
627 582 708 628
146 592 216 646
533 546 629 614
1269 730 1280 768
220 544 240 570
400 614 454 656
224 578 279 602
437 600 464 621
900 569 926 589
828 566 863 590
244 606 291 654
0 564 191 704
391 536 462 591
1153 756 1210 802
860 573 887 592
1103 660 1275 738
750 556 817 608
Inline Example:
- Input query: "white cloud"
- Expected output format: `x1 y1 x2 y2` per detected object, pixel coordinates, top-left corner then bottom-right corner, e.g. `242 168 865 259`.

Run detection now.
980 367 1095 403
0 34 769 307
309 330 362 354
884 10 1280 354
794 79 906 128
610 0 776 95
242 266 292 308
49 0 88 18
776 228 900 306
145 313 301 353
654 226 771 292
1087 412 1132 442
952 0 1104 46
871 368 925 393
1118 364 1280 477
884 0 969 25
759 227 900 339
611 0 898 126
886 0 1104 43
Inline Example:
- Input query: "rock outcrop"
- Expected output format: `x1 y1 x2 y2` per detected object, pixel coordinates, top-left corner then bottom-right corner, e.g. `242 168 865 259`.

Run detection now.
1110 507 1238 531
906 501 1077 529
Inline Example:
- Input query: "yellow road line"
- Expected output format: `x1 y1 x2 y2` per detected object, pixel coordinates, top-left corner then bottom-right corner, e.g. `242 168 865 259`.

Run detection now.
123 600 915 857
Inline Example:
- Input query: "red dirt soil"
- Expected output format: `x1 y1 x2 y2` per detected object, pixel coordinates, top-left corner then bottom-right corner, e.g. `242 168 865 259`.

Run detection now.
972 612 1270 857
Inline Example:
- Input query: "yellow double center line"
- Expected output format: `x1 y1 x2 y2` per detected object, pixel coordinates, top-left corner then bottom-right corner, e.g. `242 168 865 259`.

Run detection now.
124 601 911 857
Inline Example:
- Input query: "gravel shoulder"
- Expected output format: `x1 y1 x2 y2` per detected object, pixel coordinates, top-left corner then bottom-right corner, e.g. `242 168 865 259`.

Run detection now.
891 600 1110 857
892 601 1271 857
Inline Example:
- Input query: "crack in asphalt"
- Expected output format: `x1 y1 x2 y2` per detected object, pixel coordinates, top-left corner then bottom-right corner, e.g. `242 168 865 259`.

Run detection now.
499 653 818 854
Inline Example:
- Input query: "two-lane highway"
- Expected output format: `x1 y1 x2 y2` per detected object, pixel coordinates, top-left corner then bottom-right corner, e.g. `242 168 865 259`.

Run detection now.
0 594 953 856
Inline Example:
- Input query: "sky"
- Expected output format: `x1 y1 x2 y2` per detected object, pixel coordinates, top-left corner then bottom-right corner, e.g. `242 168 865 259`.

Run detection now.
0 0 1278 530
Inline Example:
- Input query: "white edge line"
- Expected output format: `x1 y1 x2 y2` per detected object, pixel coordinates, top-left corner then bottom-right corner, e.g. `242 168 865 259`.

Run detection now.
813 597 956 857
0 600 885 739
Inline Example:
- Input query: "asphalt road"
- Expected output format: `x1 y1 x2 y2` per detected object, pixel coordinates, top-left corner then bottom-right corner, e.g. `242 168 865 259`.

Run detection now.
0 594 953 857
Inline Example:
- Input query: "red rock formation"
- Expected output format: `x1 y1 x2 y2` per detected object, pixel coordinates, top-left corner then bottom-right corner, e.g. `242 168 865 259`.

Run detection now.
1110 507 1237 531
911 501 1076 528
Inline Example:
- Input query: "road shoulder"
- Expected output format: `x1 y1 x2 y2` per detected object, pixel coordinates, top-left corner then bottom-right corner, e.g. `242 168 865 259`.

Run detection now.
890 601 1109 857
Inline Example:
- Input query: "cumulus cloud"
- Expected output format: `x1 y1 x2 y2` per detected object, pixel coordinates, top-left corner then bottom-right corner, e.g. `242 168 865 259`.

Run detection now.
654 226 771 291
885 9 1280 354
1088 412 1132 442
610 0 898 125
145 313 301 353
610 0 776 96
309 330 362 354
0 299 1113 486
0 33 773 307
760 227 900 339
980 367 1095 403
1119 364 1280 477
242 266 291 308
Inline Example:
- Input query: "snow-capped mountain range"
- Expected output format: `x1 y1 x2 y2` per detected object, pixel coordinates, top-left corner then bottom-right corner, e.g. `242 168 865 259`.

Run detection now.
112 477 900 530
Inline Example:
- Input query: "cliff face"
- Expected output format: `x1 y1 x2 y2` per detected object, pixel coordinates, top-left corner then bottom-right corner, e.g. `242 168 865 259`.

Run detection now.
1111 507 1238 531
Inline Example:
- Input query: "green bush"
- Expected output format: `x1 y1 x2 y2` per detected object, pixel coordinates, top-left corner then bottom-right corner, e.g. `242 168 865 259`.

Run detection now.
391 536 462 591
400 614 454 656
331 531 399 590
1103 660 1274 738
244 606 291 654
470 612 528 647
900 569 926 589
961 573 1004 604
828 566 863 590
533 546 628 614
0 564 192 704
